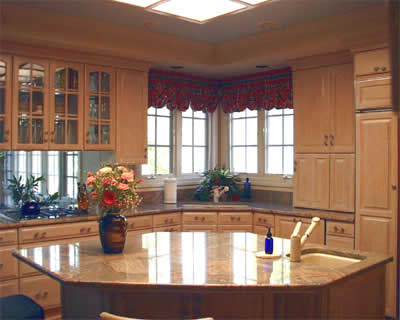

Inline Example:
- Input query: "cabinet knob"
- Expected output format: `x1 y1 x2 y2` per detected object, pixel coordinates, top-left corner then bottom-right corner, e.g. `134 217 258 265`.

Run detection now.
201 217 205 222
294 160 297 172
0 236 3 241
80 227 85 233
258 218 261 222
0 263 3 269
334 226 338 232
43 291 48 298
392 185 397 190
87 227 91 233
382 66 387 72
34 232 39 238
330 134 334 146
35 293 41 299
324 134 328 146
195 216 198 220
164 218 168 223
41 232 46 238
374 66 380 72
237 217 240 221
341 228 345 233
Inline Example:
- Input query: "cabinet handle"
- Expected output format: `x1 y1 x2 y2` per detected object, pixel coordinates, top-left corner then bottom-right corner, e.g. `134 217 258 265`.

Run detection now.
35 293 41 299
324 134 328 146
382 66 387 72
334 226 338 232
87 227 91 233
80 227 85 233
263 219 267 223
43 291 48 298
231 216 234 221
341 228 345 233
392 185 397 190
169 218 173 223
34 232 39 239
164 218 168 223
294 160 297 172
41 232 46 238
201 217 205 222
195 216 198 220
330 134 334 146
0 236 3 241
130 223 135 228
0 264 3 269
374 66 380 72
237 217 240 221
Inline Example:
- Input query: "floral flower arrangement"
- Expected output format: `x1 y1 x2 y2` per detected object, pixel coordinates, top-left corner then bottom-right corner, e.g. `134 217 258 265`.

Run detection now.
86 166 142 217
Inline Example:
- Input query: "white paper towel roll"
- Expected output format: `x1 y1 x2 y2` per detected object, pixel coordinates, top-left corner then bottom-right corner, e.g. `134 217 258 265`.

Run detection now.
164 178 177 204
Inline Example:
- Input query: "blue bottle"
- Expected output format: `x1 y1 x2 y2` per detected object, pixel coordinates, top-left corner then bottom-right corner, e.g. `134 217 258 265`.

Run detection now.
243 177 252 199
265 227 273 254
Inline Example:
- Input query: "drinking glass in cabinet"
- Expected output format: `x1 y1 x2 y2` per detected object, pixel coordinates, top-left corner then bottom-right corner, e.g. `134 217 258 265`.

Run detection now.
32 91 44 114
0 88 5 114
101 72 110 92
68 68 78 90
55 119 65 144
68 94 78 115
89 72 99 93
89 124 99 144
89 96 99 119
18 63 31 87
32 119 43 144
55 93 65 114
101 96 110 119
101 125 110 144
31 64 44 88
0 61 6 86
18 118 29 143
55 68 66 90
18 90 30 113
67 120 78 144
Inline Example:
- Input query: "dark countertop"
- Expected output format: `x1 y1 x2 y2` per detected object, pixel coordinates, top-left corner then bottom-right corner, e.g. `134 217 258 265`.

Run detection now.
0 202 354 230
12 232 390 290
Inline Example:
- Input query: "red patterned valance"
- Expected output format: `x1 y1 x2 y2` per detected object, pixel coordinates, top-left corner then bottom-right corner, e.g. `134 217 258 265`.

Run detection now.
148 67 293 113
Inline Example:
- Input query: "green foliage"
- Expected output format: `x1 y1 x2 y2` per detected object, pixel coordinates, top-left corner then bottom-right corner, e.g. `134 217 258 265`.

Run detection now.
6 175 58 207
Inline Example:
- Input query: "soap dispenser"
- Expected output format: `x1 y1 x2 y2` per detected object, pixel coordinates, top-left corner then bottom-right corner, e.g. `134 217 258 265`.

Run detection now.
265 227 274 254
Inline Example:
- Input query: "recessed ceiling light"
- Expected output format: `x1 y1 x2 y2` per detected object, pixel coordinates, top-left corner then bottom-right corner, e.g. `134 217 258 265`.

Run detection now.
152 0 246 22
240 0 271 4
112 0 161 8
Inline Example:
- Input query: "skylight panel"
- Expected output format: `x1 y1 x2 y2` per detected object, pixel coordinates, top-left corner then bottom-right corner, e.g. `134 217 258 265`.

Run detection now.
152 0 246 22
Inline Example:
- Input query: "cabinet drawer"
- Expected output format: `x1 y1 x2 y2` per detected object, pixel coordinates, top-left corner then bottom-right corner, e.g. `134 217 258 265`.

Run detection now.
253 225 274 236
253 213 274 227
218 212 252 225
153 225 181 232
20 275 61 309
354 48 391 76
0 247 18 280
326 235 354 249
183 212 218 225
356 77 392 110
126 215 153 231
0 279 18 298
326 221 354 237
153 213 181 227
0 229 18 247
182 225 217 232
128 228 153 237
218 225 253 232
19 221 98 243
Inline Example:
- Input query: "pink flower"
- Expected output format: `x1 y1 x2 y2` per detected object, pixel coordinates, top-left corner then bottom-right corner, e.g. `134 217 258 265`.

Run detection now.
117 183 129 191
86 176 96 186
110 178 118 186
87 172 94 177
117 166 128 173
90 191 97 201
103 191 117 207
103 177 112 187
121 170 134 183
137 179 143 185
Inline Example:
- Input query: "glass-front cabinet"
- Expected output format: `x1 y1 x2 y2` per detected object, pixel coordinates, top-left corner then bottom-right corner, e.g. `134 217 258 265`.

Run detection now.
0 55 12 150
12 56 49 150
85 65 115 150
50 62 84 150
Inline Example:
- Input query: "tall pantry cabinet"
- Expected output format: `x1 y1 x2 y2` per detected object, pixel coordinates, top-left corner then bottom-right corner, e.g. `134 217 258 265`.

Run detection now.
354 47 398 318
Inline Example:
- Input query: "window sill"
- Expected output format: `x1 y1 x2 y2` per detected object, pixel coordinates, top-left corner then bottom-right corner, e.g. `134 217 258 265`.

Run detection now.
137 174 203 191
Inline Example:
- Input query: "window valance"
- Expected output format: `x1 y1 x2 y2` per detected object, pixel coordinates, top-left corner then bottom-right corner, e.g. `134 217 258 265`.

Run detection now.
148 67 293 114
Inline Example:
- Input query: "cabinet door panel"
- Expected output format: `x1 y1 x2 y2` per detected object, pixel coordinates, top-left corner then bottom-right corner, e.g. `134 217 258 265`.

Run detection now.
356 77 392 110
326 235 354 250
293 154 313 208
0 279 18 298
354 48 391 76
356 112 398 218
294 68 330 153
0 247 18 280
275 216 324 245
311 154 330 210
329 64 354 152
329 154 355 212
116 69 148 163
20 275 61 309
0 55 12 150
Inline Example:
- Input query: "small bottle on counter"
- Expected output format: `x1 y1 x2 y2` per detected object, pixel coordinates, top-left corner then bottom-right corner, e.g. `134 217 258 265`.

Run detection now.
243 177 252 199
77 183 89 214
265 227 274 254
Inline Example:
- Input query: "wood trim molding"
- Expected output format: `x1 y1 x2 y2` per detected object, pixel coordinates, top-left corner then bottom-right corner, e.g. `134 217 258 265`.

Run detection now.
289 51 353 72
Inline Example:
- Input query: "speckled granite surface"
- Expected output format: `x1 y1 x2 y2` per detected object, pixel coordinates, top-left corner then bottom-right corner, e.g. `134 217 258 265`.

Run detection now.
0 202 354 229
13 232 391 290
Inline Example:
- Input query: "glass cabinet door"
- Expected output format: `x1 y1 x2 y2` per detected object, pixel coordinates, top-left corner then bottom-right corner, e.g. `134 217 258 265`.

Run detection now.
85 66 115 150
0 55 11 150
50 62 83 150
13 56 49 150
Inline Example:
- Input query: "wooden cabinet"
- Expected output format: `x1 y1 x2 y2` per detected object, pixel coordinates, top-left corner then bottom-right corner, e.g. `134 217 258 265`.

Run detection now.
354 48 391 76
356 76 392 110
0 279 18 298
20 274 61 309
0 247 19 281
0 54 12 150
294 64 354 153
49 61 84 150
329 154 355 212
275 215 325 245
356 111 398 317
326 235 354 249
294 153 354 211
153 225 182 232
253 213 275 235
182 211 218 232
12 56 50 150
116 69 148 164
126 215 153 232
326 221 354 250
84 65 116 151
0 229 18 246
218 212 253 232
153 212 181 228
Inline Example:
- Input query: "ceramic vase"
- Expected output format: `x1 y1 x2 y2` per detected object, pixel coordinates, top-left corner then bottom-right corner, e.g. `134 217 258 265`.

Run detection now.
98 213 127 254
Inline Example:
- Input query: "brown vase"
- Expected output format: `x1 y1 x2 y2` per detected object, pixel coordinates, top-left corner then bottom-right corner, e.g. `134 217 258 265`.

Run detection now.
99 213 127 254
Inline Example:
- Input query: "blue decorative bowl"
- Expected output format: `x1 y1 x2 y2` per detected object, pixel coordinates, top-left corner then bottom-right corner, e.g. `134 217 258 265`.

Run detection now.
21 201 41 215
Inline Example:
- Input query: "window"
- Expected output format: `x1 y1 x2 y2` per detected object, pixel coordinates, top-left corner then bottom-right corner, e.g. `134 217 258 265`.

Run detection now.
47 151 60 195
181 108 208 174
142 107 173 176
65 151 80 199
265 109 294 175
230 109 258 173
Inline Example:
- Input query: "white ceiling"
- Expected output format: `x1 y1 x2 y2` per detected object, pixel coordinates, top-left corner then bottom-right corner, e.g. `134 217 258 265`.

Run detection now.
3 0 384 44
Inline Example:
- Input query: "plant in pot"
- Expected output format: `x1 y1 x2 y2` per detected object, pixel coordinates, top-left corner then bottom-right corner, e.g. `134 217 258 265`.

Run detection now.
86 166 142 254
7 175 59 214
194 167 241 201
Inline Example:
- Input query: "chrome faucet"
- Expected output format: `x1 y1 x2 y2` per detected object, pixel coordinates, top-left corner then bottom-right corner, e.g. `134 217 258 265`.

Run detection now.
212 186 229 203
290 217 321 262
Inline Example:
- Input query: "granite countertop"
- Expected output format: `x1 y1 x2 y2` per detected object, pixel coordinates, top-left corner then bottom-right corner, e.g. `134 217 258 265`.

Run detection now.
12 232 391 290
0 202 354 229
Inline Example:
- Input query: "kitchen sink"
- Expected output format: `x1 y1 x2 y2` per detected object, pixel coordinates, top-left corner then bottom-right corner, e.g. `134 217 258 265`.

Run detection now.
182 202 249 208
301 252 361 268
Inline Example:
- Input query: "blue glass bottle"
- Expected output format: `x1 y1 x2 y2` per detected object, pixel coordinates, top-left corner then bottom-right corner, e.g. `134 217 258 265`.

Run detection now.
265 227 273 254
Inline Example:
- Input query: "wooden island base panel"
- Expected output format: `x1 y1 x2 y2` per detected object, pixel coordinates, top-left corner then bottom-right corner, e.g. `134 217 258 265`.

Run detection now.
13 232 391 320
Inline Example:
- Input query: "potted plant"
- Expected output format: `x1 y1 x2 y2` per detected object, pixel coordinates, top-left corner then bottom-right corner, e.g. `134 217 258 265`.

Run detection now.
86 165 142 254
194 167 241 201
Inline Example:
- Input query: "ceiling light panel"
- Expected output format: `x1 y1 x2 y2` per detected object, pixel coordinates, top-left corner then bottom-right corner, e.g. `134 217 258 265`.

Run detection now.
239 0 270 4
113 0 161 8
152 0 246 22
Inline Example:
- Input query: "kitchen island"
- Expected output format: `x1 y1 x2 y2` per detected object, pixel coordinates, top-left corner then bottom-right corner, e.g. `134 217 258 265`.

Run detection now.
13 232 391 320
